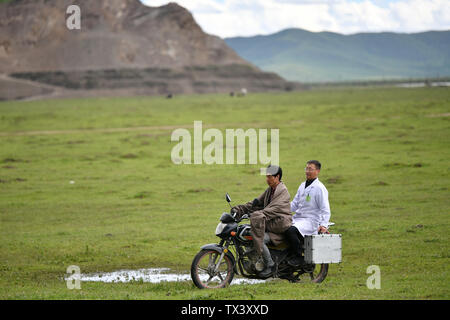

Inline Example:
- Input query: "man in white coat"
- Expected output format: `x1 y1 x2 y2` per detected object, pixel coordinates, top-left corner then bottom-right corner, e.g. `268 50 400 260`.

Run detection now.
285 160 331 267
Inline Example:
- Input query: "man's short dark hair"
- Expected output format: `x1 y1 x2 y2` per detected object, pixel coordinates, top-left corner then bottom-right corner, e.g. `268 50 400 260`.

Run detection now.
307 160 321 170
267 165 282 180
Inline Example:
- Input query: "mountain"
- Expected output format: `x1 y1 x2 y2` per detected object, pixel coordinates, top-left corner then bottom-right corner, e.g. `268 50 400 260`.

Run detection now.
225 28 450 82
0 0 298 100
0 0 249 72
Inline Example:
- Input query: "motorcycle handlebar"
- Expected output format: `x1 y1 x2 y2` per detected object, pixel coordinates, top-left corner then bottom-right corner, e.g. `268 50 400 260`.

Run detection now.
240 214 249 220
229 210 249 223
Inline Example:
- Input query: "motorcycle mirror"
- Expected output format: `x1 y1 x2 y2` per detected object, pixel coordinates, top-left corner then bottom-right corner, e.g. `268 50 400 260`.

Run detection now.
225 193 231 203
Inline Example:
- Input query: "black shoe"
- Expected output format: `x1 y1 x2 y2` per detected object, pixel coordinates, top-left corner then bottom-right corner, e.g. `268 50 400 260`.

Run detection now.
287 256 304 267
259 265 274 278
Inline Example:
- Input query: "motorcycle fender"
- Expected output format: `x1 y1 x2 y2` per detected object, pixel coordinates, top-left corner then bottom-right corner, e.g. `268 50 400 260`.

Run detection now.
201 243 224 252
201 243 238 274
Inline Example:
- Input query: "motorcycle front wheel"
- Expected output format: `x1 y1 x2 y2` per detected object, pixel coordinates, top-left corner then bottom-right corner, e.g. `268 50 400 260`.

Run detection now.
191 249 235 289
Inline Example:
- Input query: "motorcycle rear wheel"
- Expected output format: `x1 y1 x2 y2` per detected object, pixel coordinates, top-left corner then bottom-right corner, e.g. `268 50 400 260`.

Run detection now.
191 249 235 289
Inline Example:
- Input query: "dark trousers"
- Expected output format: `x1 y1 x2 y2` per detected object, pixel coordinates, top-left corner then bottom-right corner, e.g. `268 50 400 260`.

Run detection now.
284 226 304 256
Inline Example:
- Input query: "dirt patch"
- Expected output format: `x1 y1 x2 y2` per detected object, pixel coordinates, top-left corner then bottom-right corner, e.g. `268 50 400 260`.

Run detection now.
2 158 22 163
121 153 138 159
133 191 151 199
383 162 424 168
187 188 213 193
0 75 55 101
0 120 300 137
426 113 450 118
0 177 26 183
325 176 343 184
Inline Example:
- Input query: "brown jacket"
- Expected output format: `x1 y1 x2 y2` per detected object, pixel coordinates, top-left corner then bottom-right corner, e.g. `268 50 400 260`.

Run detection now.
234 182 292 246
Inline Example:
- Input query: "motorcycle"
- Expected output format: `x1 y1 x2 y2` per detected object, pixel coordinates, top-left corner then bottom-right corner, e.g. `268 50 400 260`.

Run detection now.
190 193 330 289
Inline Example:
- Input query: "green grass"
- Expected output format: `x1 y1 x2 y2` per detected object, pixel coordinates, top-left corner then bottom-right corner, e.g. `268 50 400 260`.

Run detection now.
0 87 449 299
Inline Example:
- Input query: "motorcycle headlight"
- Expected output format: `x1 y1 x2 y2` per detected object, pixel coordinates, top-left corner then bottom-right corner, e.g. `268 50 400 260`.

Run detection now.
215 222 227 236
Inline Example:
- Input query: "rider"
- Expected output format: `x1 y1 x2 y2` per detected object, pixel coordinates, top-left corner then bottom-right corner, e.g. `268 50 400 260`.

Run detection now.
231 165 292 277
285 160 331 267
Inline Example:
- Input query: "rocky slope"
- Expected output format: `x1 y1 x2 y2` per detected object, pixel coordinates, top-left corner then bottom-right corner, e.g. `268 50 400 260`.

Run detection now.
0 0 298 99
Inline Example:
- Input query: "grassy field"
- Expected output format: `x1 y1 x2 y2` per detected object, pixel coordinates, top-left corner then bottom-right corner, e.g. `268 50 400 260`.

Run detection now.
0 86 449 299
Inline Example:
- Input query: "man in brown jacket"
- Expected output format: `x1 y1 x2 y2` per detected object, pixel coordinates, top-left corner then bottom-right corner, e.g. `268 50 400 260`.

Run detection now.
231 165 292 277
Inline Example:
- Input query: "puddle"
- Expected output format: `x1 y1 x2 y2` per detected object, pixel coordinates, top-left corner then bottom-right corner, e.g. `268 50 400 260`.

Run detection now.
66 268 266 285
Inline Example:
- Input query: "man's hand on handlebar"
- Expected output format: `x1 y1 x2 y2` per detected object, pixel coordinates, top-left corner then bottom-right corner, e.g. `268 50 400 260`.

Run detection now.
230 207 239 219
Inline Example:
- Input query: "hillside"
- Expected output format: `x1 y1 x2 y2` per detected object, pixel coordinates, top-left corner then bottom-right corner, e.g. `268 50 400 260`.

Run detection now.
0 0 297 99
0 0 248 72
225 28 450 82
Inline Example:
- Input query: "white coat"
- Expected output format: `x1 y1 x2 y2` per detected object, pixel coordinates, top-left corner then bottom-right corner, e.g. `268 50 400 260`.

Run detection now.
290 178 331 237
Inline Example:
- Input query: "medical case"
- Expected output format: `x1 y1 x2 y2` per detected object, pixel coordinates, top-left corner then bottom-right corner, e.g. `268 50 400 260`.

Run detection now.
304 234 342 264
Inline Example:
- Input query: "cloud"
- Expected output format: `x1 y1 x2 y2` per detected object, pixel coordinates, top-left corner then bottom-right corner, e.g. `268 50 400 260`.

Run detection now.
140 0 450 37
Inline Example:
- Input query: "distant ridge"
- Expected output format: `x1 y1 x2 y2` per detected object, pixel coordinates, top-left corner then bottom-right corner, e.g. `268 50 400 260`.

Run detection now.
225 28 450 82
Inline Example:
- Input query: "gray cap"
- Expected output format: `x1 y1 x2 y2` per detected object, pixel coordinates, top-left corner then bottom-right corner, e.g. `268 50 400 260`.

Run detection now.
266 165 280 175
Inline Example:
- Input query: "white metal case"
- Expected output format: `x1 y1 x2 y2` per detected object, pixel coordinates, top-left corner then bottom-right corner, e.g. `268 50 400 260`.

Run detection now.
304 234 342 264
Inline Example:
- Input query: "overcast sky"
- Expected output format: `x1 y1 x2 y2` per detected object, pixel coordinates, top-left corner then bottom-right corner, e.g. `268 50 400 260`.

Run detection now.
140 0 450 38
